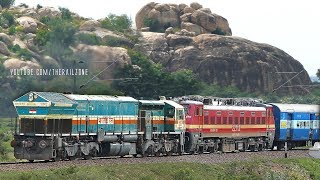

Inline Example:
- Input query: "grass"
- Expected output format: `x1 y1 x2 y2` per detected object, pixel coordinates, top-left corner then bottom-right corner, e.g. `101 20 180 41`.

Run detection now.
0 158 319 179
0 118 15 161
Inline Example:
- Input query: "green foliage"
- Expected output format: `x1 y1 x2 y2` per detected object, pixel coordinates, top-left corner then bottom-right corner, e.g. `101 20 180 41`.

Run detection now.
212 27 226 35
39 16 52 25
8 44 33 60
0 0 15 8
113 50 200 98
35 27 50 46
7 25 15 35
76 33 101 45
0 10 15 27
317 69 320 80
78 81 121 95
143 17 161 32
103 36 128 47
100 14 132 32
200 84 250 97
59 7 72 20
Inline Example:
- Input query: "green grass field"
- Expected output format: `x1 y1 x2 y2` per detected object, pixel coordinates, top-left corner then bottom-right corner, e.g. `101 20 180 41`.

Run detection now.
0 158 320 179
0 118 15 161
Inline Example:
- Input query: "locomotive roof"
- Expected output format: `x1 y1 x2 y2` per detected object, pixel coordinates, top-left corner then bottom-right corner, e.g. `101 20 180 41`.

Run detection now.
161 100 184 109
64 94 118 101
179 100 203 105
270 103 320 113
139 100 165 106
204 105 266 111
14 91 77 105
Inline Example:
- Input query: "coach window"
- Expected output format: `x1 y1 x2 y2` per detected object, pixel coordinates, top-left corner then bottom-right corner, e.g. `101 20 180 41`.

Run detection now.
211 117 215 124
228 117 233 124
257 117 261 124
240 117 244 125
217 117 221 124
246 117 250 124
223 117 227 124
262 117 266 124
235 117 239 124
251 117 255 124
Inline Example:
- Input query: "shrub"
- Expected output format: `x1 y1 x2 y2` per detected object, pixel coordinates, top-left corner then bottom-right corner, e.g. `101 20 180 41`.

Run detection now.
0 10 15 27
35 27 50 46
212 27 226 35
9 44 33 60
59 7 72 20
8 25 16 35
0 0 15 8
143 18 161 32
104 36 128 47
101 14 131 32
77 33 101 45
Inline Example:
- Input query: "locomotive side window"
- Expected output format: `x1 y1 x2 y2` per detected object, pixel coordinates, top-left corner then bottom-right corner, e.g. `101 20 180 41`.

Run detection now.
211 117 215 124
204 116 209 124
251 112 255 116
251 117 255 124
229 112 233 116
240 112 244 116
223 117 227 124
195 107 200 116
240 117 244 125
217 117 221 124
199 108 203 116
235 117 239 124
257 117 261 124
246 117 250 124
217 111 221 116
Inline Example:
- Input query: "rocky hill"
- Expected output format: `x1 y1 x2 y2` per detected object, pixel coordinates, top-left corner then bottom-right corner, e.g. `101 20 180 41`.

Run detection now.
134 2 311 94
0 2 313 117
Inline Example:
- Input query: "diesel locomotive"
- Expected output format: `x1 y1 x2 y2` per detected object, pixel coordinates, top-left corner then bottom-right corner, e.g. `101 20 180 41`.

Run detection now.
10 92 320 161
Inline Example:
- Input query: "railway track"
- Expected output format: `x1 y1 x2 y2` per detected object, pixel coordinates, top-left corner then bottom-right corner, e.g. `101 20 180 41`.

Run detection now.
0 149 312 172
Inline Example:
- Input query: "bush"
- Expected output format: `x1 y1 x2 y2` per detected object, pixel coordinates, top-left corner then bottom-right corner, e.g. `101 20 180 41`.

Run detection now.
0 0 15 8
9 44 33 60
77 33 101 45
35 27 50 46
143 18 161 32
101 14 131 32
212 27 226 35
59 7 72 20
8 25 16 35
0 10 15 27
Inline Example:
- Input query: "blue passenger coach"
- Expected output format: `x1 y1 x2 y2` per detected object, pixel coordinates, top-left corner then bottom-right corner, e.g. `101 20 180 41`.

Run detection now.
271 103 320 149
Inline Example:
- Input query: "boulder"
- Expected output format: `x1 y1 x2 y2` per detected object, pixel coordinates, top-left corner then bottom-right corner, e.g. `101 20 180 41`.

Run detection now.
190 2 203 10
37 7 61 18
136 32 311 94
93 27 133 47
0 41 10 56
181 22 208 35
79 20 101 31
74 44 131 80
136 2 232 36
135 2 157 29
16 16 40 33
191 10 217 32
20 8 39 19
3 58 41 70
0 33 13 46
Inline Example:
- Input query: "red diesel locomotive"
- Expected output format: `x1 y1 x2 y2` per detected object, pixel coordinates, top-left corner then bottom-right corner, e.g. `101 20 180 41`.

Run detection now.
180 98 275 153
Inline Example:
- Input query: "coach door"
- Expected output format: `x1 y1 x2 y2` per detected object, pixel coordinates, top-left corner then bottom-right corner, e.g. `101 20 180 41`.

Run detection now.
139 110 152 140
286 112 293 140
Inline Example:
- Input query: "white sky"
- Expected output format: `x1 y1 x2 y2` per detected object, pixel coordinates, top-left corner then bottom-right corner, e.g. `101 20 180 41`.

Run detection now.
14 0 320 76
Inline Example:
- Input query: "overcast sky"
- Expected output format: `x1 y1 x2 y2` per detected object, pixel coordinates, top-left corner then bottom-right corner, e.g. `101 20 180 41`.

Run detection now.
15 0 320 76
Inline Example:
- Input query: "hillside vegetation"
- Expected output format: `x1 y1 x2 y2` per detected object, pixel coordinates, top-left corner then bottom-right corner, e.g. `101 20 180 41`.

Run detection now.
1 158 320 179
0 4 319 117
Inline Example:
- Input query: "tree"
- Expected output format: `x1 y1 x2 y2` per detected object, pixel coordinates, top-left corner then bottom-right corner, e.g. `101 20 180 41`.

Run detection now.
101 14 132 32
317 69 320 80
0 0 15 8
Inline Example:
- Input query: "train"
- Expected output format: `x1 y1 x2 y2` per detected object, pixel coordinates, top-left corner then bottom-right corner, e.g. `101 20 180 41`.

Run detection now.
10 91 319 161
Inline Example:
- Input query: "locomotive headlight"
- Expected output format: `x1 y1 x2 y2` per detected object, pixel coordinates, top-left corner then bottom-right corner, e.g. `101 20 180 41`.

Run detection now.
38 140 47 149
